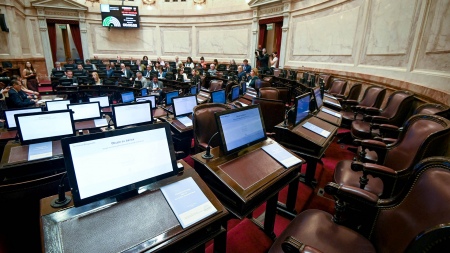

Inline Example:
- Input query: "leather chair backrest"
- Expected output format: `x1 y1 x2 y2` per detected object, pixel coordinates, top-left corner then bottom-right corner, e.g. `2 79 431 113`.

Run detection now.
379 90 415 126
319 74 332 90
383 115 450 173
209 80 223 91
193 103 229 149
215 71 224 78
358 86 386 108
255 80 271 90
415 103 450 118
252 98 285 132
273 69 281 77
263 76 273 83
372 157 450 253
276 87 290 104
328 80 347 95
346 83 362 100
259 87 280 100
217 64 227 71
224 81 236 98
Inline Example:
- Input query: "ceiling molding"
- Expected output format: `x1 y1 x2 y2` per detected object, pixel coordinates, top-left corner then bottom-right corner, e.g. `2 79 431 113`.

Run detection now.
31 0 88 11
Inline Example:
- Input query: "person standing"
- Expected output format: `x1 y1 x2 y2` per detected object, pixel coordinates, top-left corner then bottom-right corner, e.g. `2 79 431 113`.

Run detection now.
22 62 39 91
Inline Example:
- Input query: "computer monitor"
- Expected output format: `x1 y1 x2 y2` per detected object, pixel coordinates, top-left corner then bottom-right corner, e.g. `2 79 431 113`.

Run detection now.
89 96 110 108
59 78 73 86
112 101 153 129
15 110 75 145
294 93 311 126
141 88 148 96
165 91 179 106
211 90 226 104
121 92 135 103
312 87 323 110
231 85 240 101
172 95 197 118
135 95 156 108
46 100 71 111
215 105 266 155
4 107 43 130
72 70 84 77
52 70 65 78
240 81 247 95
67 102 102 122
190 86 198 95
90 59 100 65
62 124 178 207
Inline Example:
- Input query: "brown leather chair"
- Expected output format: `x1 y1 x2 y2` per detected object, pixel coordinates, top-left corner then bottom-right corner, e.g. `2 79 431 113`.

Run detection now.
263 76 273 84
318 74 332 90
259 87 280 100
334 114 450 198
351 90 415 140
335 83 362 102
252 97 285 133
215 71 224 78
208 80 223 91
192 103 229 151
326 79 347 97
269 156 450 253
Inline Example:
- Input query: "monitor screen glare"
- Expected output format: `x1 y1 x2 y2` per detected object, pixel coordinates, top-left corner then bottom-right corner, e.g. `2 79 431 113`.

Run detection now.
135 96 156 108
216 106 266 154
231 86 240 101
165 91 179 106
211 90 226 104
314 88 323 109
141 88 148 97
89 96 110 108
173 95 197 117
295 94 311 125
113 102 153 128
121 92 135 103
5 108 42 129
190 86 198 95
68 102 101 121
46 100 71 111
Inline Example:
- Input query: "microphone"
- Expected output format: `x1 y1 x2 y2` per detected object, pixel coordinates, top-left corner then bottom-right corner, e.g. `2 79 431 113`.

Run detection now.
202 132 219 159
283 105 295 127
50 172 72 208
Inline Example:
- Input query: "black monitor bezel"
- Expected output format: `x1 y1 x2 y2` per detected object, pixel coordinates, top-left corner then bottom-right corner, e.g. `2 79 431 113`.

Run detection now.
112 101 154 129
311 87 323 111
14 110 76 145
61 123 178 207
165 90 179 106
210 89 226 104
67 101 102 122
172 94 197 118
59 78 74 86
231 85 240 101
135 95 156 108
45 100 71 111
215 104 267 155
4 107 43 130
89 96 110 108
121 91 135 103
294 92 311 126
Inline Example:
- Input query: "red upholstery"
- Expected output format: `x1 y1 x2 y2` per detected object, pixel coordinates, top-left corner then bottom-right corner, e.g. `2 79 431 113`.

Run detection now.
259 87 280 100
192 103 229 151
209 80 223 91
327 79 347 96
252 98 285 133
341 86 386 127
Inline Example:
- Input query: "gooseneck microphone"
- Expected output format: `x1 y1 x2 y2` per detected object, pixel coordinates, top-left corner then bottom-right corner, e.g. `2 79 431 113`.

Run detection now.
283 105 296 127
50 172 72 208
202 132 219 159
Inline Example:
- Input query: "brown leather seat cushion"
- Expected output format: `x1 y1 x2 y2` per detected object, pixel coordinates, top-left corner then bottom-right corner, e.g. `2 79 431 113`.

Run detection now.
268 210 375 253
334 160 384 196
351 120 373 140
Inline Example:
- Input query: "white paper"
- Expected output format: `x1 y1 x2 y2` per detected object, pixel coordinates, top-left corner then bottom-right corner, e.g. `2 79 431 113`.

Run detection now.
302 122 331 138
321 108 341 118
28 141 53 161
177 116 193 127
262 143 302 168
94 118 108 127
53 97 64 101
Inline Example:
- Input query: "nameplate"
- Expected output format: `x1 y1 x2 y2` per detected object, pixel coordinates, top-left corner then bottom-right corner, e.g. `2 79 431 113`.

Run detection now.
321 108 341 118
302 122 331 138
262 143 301 168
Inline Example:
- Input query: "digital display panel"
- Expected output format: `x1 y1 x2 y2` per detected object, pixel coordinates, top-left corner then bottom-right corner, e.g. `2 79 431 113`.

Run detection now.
100 4 139 28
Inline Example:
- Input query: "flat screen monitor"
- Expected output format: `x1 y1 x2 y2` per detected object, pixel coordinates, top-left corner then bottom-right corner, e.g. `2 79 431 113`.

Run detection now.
4 107 43 130
211 90 226 104
59 78 73 86
68 102 102 121
89 96 110 108
173 95 197 117
312 87 323 110
62 124 178 207
112 101 153 129
100 4 140 28
135 95 156 108
165 91 179 106
215 105 266 155
121 92 135 103
240 81 247 95
294 93 311 126
46 100 71 112
190 86 197 95
141 88 148 96
52 70 65 78
231 85 240 101
15 110 75 145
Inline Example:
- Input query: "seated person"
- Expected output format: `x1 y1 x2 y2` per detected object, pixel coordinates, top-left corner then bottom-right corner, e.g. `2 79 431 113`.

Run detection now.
0 82 10 100
208 64 217 76
134 71 148 89
51 61 66 75
120 63 134 80
248 68 259 88
148 76 163 97
76 64 89 76
143 64 153 79
11 75 40 97
7 80 36 108
92 71 102 85
106 65 114 78
237 65 246 82
157 66 166 79
60 70 78 85
84 59 97 70
176 68 188 82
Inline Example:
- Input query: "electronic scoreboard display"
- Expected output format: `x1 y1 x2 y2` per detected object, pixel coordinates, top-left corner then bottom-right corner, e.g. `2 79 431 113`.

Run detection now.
100 4 140 28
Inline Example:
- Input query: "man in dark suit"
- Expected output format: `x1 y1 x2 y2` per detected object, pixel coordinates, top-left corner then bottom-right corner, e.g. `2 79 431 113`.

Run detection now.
76 64 89 76
120 63 134 80
7 80 36 108
242 59 252 74
60 70 78 85
143 65 153 79
52 62 66 72
237 65 246 82
256 48 269 69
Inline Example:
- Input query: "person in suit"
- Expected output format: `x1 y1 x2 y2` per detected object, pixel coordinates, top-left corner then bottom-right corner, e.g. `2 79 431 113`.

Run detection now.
256 48 269 70
106 65 114 78
52 62 66 73
76 64 89 76
134 71 148 89
237 65 246 82
7 80 36 108
60 70 78 85
157 66 166 79
242 59 252 74
120 63 134 80
148 76 163 93
164 62 173 73
248 68 260 88
143 65 153 79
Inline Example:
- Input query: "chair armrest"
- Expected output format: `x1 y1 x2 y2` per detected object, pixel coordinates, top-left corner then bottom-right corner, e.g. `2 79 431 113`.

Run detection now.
363 163 397 175
371 116 389 124
334 94 345 99
360 139 387 149
282 236 324 253
374 137 397 144
325 182 379 204
363 107 381 116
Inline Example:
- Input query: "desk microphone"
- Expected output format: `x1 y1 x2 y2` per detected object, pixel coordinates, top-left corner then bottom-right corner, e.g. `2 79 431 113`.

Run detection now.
283 105 295 127
51 172 72 208
202 132 219 159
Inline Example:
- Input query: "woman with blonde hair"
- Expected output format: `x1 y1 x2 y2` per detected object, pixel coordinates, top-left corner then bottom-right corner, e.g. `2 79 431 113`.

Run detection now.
248 68 259 88
92 71 102 85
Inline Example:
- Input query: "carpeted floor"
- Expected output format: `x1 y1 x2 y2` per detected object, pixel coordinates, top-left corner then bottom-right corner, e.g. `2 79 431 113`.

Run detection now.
199 131 356 253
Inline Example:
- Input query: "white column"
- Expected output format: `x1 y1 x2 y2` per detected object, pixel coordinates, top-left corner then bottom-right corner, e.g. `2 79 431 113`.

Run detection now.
78 11 90 60
36 8 53 75
250 9 259 68
279 1 291 69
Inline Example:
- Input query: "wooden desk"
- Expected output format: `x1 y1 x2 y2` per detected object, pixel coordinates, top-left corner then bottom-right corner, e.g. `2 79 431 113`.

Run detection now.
192 138 303 238
40 167 229 253
315 107 342 126
160 115 193 157
274 116 338 186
